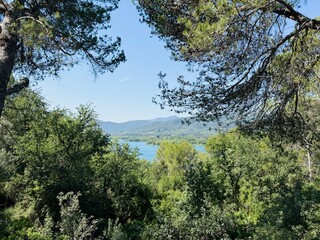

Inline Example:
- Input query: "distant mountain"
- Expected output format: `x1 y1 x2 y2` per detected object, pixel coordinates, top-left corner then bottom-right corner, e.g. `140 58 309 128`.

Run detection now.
99 116 225 141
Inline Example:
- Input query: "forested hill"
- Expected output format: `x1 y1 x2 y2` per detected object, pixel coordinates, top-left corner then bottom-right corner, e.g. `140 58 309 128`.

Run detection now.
99 116 225 141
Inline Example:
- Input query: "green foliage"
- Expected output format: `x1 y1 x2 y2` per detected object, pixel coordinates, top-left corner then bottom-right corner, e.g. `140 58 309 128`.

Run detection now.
4 105 108 220
142 201 240 240
156 141 196 177
3 88 320 239
0 88 48 211
5 0 125 79
141 131 320 239
150 141 197 213
103 219 128 240
0 90 155 238
91 141 153 224
185 160 222 214
0 88 47 146
137 0 320 137
57 192 100 240
204 132 308 228
0 210 31 240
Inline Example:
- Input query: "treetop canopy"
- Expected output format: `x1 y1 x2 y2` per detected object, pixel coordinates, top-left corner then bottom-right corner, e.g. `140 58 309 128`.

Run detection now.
0 0 125 80
137 0 320 139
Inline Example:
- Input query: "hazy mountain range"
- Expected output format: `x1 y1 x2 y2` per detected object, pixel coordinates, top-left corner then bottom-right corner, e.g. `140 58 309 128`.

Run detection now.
98 116 226 140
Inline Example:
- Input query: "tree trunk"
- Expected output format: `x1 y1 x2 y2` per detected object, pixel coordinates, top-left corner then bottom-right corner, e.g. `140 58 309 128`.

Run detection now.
0 11 18 117
307 143 312 181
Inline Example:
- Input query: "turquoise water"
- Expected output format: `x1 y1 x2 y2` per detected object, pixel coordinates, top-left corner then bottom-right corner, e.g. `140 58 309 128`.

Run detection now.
125 141 158 161
123 141 205 161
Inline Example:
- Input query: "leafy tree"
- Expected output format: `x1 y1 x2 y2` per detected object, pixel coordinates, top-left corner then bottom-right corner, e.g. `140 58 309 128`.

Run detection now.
151 141 196 213
57 192 101 240
0 0 125 117
91 142 153 228
185 159 222 215
155 141 196 177
147 132 320 239
0 89 154 238
142 200 240 240
0 95 154 238
204 132 320 239
0 87 47 211
137 0 320 133
0 191 126 239
4 105 108 220
0 87 47 150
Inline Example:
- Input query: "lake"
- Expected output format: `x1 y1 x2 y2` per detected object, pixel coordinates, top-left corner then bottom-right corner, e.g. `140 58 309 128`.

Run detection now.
123 141 205 161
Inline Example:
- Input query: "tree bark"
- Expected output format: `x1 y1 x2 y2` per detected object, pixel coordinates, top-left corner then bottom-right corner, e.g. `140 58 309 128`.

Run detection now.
0 11 18 117
306 142 312 182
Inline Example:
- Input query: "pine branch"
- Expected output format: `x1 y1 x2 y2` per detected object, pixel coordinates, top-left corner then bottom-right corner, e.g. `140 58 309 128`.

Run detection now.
273 0 320 30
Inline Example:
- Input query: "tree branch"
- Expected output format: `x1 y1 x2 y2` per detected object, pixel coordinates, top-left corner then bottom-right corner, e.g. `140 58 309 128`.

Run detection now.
6 78 29 96
273 0 320 30
275 0 299 17
0 0 11 13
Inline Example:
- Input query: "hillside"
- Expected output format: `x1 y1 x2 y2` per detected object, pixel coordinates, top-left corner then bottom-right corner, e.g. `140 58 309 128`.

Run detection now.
99 116 225 143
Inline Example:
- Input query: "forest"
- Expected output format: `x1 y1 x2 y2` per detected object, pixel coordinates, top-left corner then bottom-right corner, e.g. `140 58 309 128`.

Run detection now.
1 0 320 239
1 88 320 239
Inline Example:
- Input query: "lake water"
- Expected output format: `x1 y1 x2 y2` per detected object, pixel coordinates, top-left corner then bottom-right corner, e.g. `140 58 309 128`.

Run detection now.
123 141 205 161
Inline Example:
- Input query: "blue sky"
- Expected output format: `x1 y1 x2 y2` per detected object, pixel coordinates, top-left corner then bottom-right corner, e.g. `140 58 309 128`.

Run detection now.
36 0 320 123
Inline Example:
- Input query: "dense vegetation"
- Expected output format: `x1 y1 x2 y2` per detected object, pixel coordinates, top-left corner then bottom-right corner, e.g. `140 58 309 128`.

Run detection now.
0 88 320 239
0 1 320 239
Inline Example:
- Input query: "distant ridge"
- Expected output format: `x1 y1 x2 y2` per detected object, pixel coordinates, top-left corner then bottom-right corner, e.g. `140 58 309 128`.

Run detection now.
98 116 223 141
